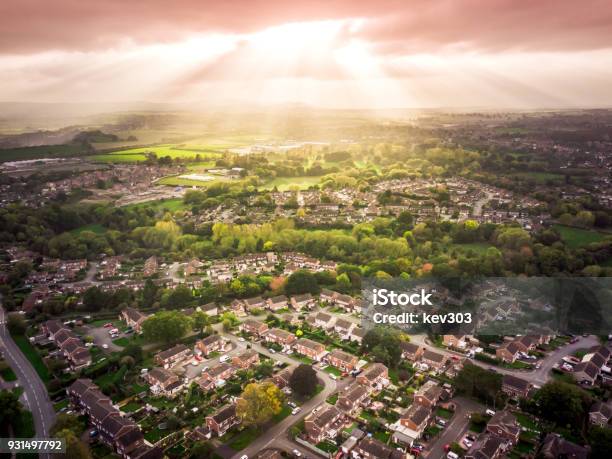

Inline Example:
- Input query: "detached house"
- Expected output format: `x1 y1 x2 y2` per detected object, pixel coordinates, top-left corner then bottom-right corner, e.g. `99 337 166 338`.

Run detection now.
195 334 227 357
393 403 432 445
206 405 240 436
356 363 389 391
144 368 183 398
421 349 448 369
337 383 369 415
400 342 424 362
496 341 522 363
265 328 297 347
239 319 269 337
414 380 442 408
232 349 260 369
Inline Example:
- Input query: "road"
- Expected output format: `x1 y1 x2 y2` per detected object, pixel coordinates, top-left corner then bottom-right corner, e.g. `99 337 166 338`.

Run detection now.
410 333 598 385
472 191 494 217
424 397 484 459
223 332 338 459
0 305 55 457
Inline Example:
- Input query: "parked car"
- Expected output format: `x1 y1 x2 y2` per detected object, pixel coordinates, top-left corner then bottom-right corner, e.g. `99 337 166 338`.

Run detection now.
292 450 302 458
103 323 113 328
485 409 496 416
291 407 301 415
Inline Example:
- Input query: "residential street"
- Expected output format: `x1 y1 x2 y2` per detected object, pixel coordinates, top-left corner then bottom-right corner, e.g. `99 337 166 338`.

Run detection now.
0 305 55 458
424 396 484 459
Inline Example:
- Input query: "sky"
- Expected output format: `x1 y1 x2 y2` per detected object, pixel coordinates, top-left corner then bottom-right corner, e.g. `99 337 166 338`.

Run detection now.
1 0 612 109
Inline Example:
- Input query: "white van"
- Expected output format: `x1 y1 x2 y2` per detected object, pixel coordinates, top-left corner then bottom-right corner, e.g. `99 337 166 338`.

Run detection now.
219 355 230 363
447 452 459 459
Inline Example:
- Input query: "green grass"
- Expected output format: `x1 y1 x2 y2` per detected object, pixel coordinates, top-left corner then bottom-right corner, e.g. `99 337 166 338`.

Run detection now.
1 365 17 381
272 405 292 423
326 393 339 405
11 334 50 382
316 440 338 453
323 366 343 377
0 144 84 163
124 198 188 212
121 401 142 413
93 145 225 163
513 171 564 183
228 428 259 450
71 224 106 235
111 337 130 347
515 412 538 430
54 399 69 411
436 407 454 420
260 176 323 191
553 224 608 248
450 242 493 255
156 176 229 187
13 410 35 438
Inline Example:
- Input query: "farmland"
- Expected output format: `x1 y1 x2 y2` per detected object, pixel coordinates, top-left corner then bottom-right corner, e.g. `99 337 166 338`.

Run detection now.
553 224 609 248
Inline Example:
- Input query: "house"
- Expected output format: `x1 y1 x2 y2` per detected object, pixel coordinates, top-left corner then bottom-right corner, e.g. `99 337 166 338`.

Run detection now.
206 405 240 436
313 311 335 329
120 308 148 334
337 383 369 415
465 434 506 459
349 327 366 344
572 361 600 385
239 319 268 336
496 341 522 363
195 334 227 357
414 380 442 408
228 299 246 317
537 433 588 459
333 318 355 338
202 363 235 383
290 293 315 310
265 328 297 347
400 341 424 362
395 403 432 443
443 335 469 349
272 367 293 389
589 401 612 427
304 404 345 443
353 437 407 458
244 296 267 311
232 349 260 369
266 295 288 311
501 374 531 399
421 349 448 369
42 320 90 370
356 363 389 391
320 288 338 304
199 302 218 317
327 349 359 373
486 411 520 444
143 256 158 277
67 379 162 459
154 344 191 369
144 368 183 397
294 338 327 361
335 293 355 312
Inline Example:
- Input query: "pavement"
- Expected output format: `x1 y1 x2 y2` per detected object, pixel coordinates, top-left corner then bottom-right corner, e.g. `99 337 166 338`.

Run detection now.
0 305 55 458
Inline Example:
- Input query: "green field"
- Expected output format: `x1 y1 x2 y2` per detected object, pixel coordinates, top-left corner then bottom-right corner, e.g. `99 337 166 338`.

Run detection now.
260 175 323 191
156 176 230 187
11 334 50 382
553 224 608 248
0 144 84 163
93 145 226 163
450 242 493 255
125 198 188 212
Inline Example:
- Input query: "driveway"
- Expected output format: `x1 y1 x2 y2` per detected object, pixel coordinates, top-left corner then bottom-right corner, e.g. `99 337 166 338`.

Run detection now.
87 325 123 352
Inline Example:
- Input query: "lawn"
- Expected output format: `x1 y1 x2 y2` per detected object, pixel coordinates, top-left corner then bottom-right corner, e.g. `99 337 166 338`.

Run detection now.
228 427 260 450
515 412 538 430
54 399 69 411
450 242 493 255
0 144 83 162
436 407 455 420
157 176 230 187
11 334 50 382
316 440 338 453
93 145 226 163
326 393 339 405
323 366 343 377
553 224 608 248
260 176 323 191
1 365 17 381
125 198 187 212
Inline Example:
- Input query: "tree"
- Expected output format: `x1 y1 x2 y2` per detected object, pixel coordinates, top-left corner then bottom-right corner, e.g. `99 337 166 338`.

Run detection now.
6 313 27 335
142 279 158 308
51 413 85 436
289 364 318 397
0 389 22 427
454 362 502 405
285 270 319 295
161 284 193 309
534 381 591 430
236 382 284 429
121 343 143 363
361 327 402 368
55 428 92 459
192 311 209 333
589 426 612 459
142 310 192 344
